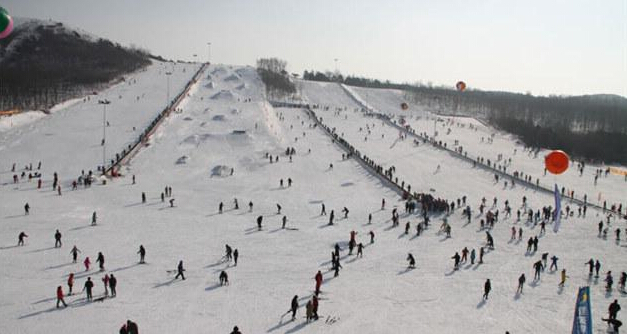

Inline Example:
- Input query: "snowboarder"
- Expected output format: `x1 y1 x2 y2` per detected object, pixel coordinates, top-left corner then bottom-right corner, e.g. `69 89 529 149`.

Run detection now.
483 279 491 300
290 295 299 320
83 277 94 301
138 245 146 264
175 260 185 280
56 286 67 308
517 273 526 294
18 232 28 246
54 229 62 248
219 271 229 285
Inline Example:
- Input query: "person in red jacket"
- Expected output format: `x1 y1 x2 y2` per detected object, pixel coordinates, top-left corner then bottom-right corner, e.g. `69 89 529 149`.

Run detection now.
315 271 323 295
56 286 67 308
67 273 75 295
84 257 91 271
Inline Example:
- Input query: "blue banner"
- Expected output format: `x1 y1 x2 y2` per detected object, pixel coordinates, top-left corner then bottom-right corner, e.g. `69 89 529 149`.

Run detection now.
553 183 562 232
572 286 592 334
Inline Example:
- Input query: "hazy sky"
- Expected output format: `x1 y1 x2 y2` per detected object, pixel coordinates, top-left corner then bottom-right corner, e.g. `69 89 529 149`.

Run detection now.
4 0 627 96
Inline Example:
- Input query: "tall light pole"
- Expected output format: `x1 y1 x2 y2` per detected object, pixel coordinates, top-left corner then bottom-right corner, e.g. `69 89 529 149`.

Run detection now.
334 58 339 82
98 99 110 174
165 71 172 106
207 42 211 64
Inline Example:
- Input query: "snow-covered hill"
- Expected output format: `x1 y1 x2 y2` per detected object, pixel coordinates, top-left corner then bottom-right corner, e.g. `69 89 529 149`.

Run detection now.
1 66 625 334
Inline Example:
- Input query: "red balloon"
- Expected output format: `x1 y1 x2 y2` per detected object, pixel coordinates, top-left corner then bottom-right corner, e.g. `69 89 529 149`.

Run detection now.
545 150 569 174
456 81 466 92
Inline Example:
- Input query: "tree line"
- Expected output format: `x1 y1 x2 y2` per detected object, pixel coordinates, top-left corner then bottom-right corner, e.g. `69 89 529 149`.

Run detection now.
257 58 296 99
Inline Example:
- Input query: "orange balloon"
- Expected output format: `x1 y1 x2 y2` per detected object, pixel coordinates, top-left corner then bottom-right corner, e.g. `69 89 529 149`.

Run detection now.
545 150 569 174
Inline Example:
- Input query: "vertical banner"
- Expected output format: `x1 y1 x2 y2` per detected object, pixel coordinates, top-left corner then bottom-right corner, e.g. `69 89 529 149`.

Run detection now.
572 286 592 334
553 183 562 232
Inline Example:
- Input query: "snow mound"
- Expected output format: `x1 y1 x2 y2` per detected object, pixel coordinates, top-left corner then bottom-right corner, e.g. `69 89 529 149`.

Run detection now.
204 81 215 89
230 108 240 115
181 134 213 147
212 115 226 121
175 155 189 164
183 117 193 121
236 83 247 90
211 67 226 75
211 165 233 177
210 90 236 100
224 74 240 82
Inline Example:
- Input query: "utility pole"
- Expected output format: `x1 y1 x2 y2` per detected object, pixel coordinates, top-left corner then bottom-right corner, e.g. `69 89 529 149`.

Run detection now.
98 99 110 174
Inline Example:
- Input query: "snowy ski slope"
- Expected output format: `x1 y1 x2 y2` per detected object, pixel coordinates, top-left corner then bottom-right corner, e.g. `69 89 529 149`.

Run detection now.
0 67 625 334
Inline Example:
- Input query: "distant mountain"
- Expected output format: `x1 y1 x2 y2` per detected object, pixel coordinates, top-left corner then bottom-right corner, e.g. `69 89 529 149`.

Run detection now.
0 18 152 112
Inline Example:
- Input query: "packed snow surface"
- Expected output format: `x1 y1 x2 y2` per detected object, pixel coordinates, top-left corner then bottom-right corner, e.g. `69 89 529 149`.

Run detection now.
1 66 625 334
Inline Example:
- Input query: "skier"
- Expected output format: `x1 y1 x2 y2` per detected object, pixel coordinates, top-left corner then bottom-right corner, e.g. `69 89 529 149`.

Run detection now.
585 259 594 276
549 255 558 271
321 203 326 216
277 204 282 214
306 299 314 322
54 229 62 248
230 326 242 334
452 252 461 270
470 249 476 264
619 272 627 292
479 247 484 264
233 198 239 210
558 269 568 287
225 244 233 261
18 232 28 246
56 286 67 308
219 202 223 214
342 207 349 218
533 260 544 280
407 253 416 269
461 247 469 263
315 270 323 294
486 231 494 249
24 202 30 215
606 271 614 292
219 271 229 285
369 231 375 243
368 213 372 224
249 201 253 212
282 215 287 229
357 243 363 258
290 295 299 320
328 210 335 225
102 274 110 296
595 260 601 277
91 211 97 226
84 256 91 271
517 273 526 294
609 300 621 320
483 279 491 300
405 221 410 234
83 277 94 301
67 273 75 295
175 260 185 280
141 192 146 203
109 274 117 297
96 252 105 271
233 249 239 266
312 295 319 320
382 198 386 210
161 192 165 202
138 245 146 264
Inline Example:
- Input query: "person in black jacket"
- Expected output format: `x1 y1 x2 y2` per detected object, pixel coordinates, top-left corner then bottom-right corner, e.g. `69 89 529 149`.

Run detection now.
220 271 229 285
483 279 491 300
138 245 145 264
291 295 299 320
109 274 117 297
230 326 242 334
83 277 94 301
126 320 138 334
175 260 185 280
